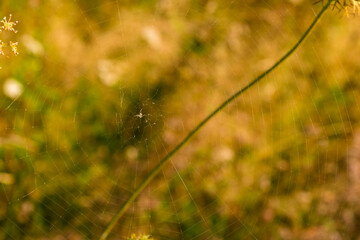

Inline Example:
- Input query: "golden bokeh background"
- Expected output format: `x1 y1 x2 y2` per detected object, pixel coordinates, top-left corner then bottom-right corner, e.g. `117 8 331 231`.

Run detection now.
0 0 360 239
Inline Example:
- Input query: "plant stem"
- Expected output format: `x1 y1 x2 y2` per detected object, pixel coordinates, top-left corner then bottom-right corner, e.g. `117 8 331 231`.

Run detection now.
98 2 331 239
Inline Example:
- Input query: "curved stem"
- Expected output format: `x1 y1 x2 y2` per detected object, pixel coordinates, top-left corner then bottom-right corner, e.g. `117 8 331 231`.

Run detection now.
98 2 331 239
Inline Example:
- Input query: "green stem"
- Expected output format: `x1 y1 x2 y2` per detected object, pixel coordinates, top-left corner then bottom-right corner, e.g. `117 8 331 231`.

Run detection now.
98 2 331 239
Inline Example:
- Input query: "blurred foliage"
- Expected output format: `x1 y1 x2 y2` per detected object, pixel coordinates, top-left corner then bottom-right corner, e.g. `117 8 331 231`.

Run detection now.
0 0 360 239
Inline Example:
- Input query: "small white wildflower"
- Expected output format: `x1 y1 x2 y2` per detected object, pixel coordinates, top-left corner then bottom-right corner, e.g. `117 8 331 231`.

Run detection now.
1 14 18 33
9 41 19 55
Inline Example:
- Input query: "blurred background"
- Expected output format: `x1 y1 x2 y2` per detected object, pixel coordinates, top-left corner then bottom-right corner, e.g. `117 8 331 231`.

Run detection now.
0 0 360 239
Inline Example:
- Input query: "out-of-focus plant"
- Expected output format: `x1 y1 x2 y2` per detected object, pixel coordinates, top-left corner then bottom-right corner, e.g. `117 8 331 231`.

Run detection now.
336 0 359 13
315 0 360 16
128 233 153 240
0 14 19 69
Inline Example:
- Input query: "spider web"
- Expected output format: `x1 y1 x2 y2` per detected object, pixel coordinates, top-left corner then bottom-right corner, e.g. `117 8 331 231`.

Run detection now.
1 0 360 239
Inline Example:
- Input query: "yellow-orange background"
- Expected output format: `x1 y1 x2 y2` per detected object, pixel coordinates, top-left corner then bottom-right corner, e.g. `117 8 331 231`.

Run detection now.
0 0 360 239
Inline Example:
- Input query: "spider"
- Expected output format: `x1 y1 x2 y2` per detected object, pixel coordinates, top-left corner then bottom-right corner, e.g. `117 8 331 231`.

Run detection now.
135 109 145 118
